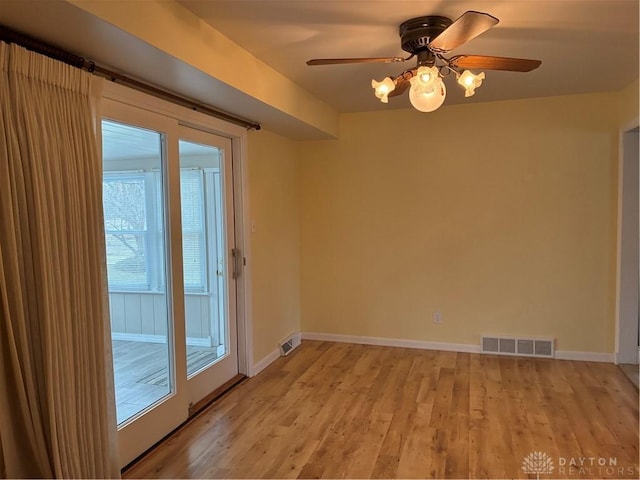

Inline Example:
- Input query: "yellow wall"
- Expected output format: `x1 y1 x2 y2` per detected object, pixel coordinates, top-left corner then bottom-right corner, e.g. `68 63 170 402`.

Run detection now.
248 129 301 362
299 92 622 353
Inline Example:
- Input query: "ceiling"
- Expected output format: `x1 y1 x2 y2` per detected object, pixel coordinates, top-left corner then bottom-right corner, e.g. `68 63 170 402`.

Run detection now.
178 0 639 113
103 120 217 162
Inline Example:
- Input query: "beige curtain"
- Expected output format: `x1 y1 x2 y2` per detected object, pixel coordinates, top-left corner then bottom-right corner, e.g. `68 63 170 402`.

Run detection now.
0 42 119 478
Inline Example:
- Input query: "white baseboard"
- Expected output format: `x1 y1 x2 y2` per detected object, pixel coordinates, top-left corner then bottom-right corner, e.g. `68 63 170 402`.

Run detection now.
301 332 614 363
111 332 213 348
301 332 481 353
555 350 614 363
251 332 303 377
251 348 280 377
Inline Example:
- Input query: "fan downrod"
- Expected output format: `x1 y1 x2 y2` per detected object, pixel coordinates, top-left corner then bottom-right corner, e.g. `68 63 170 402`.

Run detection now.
399 15 452 55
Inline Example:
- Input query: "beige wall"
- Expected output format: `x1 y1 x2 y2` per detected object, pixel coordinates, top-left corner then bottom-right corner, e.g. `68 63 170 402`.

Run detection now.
299 92 622 353
248 129 301 362
246 86 637 359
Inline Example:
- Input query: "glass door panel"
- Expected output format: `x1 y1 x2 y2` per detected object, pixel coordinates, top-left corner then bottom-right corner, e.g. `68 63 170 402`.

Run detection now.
102 119 172 425
178 140 227 377
178 128 238 406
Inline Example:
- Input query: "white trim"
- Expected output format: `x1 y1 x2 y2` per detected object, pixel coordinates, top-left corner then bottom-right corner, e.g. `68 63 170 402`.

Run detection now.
104 82 247 139
250 332 302 375
555 350 614 363
616 348 640 365
251 348 280 377
301 332 481 353
111 332 213 347
280 331 302 347
614 116 640 365
235 132 252 378
301 332 615 363
187 336 213 348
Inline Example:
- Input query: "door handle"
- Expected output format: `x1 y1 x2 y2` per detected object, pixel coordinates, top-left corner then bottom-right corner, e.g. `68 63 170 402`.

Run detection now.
232 248 242 279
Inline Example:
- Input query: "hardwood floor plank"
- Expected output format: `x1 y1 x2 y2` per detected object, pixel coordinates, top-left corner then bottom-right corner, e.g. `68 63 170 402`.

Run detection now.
124 341 640 479
443 353 470 477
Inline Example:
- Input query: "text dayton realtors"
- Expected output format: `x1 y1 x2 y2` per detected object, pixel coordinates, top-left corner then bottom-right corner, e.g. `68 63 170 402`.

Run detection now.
557 456 639 477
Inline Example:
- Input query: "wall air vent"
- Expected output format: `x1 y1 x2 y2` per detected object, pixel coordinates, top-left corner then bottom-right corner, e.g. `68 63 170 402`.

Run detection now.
281 339 293 355
279 333 301 357
481 335 554 358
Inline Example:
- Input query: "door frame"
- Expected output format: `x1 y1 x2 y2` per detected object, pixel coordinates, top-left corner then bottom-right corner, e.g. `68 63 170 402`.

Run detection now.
102 82 255 466
102 81 254 377
615 117 639 365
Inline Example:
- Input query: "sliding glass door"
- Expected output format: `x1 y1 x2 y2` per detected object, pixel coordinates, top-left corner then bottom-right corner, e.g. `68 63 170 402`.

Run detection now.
101 99 239 467
178 128 237 406
103 119 174 425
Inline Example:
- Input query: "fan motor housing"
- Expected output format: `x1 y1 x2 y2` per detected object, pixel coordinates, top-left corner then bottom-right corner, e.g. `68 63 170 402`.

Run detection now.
399 15 452 54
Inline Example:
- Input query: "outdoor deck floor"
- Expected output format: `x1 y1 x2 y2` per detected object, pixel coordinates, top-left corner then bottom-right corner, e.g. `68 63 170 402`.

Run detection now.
112 340 220 424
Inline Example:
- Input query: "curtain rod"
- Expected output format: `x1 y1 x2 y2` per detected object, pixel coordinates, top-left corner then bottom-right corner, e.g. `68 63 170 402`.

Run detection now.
0 24 261 131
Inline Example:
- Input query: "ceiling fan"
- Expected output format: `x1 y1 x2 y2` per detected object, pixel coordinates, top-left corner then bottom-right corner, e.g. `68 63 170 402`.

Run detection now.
307 11 542 112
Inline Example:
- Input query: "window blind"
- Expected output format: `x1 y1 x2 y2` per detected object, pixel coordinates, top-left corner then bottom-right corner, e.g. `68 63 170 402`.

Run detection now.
180 170 206 291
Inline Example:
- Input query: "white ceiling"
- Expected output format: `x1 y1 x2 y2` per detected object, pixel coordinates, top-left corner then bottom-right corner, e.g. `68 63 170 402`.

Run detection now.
178 0 639 113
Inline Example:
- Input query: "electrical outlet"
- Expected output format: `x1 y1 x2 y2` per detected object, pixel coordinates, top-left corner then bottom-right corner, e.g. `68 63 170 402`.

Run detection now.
433 311 442 324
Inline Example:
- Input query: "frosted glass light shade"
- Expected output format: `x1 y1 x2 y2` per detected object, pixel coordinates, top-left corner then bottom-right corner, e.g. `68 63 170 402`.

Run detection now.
413 66 439 90
371 77 395 103
409 74 446 112
457 70 485 97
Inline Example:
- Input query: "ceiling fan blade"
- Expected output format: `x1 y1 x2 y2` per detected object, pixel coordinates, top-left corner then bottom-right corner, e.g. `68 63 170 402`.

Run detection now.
428 11 498 53
307 57 407 66
449 55 542 72
388 69 416 98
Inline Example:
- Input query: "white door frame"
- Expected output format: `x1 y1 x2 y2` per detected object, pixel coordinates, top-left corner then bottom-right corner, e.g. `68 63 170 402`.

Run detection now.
614 117 639 365
231 131 254 376
102 82 254 377
102 82 255 467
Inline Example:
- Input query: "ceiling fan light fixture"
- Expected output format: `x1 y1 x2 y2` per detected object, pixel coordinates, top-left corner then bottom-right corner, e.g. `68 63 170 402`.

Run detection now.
457 70 485 97
413 66 439 90
409 74 446 112
308 11 541 112
371 77 396 103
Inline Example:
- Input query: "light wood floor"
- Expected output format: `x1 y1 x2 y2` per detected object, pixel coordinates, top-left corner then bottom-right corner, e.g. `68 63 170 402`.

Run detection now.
124 341 639 479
